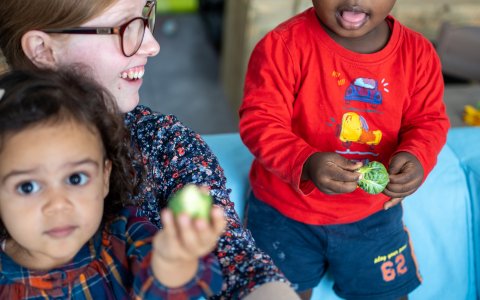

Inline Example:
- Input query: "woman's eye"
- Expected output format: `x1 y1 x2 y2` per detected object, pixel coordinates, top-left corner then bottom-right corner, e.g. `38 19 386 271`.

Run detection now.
67 173 89 186
16 181 41 195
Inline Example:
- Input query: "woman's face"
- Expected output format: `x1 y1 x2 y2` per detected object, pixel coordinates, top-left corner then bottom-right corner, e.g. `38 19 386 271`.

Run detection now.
52 0 160 112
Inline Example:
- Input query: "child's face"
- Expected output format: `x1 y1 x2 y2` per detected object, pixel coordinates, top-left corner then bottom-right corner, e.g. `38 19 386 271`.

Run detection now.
0 121 111 270
312 0 396 39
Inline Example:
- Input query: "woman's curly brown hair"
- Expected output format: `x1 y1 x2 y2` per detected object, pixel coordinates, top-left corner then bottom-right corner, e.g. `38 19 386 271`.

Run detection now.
0 67 136 240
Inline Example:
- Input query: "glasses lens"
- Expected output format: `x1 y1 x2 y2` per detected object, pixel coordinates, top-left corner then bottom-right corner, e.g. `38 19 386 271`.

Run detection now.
143 1 156 34
149 10 156 33
123 18 145 56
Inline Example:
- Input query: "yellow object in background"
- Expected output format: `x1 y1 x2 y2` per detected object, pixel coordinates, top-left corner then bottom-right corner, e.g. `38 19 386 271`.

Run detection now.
156 0 198 13
463 103 480 126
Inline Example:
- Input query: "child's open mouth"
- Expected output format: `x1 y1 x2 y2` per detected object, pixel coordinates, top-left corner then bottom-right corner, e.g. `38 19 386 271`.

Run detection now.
337 8 369 30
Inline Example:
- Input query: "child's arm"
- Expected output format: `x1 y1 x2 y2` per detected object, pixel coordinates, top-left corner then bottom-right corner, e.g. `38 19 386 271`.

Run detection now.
385 40 450 206
114 206 225 299
239 31 319 195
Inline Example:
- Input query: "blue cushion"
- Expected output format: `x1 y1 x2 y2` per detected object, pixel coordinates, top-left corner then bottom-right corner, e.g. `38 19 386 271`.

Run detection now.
447 127 480 298
403 143 475 299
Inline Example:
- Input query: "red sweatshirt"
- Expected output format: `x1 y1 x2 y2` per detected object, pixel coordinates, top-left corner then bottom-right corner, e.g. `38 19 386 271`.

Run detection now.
239 8 450 225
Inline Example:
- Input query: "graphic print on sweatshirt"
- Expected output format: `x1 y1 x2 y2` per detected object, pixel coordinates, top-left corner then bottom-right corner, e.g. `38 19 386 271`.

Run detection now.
331 74 390 160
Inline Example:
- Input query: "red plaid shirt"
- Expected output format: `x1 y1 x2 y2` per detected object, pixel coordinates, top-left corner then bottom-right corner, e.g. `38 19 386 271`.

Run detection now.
0 206 222 299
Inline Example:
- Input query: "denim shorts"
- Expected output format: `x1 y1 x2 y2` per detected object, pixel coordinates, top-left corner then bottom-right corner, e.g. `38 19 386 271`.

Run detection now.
245 192 422 300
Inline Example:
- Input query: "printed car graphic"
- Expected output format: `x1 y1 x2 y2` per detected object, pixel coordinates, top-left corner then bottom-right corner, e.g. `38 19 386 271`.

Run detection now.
345 78 382 105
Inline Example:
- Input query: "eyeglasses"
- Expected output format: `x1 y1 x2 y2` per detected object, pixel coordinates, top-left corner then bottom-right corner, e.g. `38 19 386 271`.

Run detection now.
42 0 156 57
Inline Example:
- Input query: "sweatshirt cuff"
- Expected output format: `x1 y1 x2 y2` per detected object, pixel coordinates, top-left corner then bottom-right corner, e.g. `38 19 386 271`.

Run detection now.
137 253 223 299
292 147 317 195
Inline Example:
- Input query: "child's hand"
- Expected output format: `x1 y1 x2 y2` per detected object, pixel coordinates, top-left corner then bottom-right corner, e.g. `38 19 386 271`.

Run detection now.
302 152 363 194
151 206 226 287
383 152 424 209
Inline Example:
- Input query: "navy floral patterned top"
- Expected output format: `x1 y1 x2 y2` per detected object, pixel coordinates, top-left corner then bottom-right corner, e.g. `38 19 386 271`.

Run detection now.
124 105 288 299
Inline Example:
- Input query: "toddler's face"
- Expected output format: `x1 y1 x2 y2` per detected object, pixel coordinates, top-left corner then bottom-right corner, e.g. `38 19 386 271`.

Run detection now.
0 121 111 270
312 0 396 39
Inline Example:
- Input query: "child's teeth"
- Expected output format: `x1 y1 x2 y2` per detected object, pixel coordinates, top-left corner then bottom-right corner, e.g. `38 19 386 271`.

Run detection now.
121 72 127 78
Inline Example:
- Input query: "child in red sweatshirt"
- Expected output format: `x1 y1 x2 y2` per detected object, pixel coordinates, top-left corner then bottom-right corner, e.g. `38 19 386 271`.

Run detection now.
239 1 450 299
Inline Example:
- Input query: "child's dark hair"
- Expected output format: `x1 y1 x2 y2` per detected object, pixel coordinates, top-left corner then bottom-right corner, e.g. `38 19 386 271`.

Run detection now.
0 68 135 239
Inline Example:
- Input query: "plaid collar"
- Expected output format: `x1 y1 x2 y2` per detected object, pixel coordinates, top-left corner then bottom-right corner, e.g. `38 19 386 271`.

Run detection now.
0 231 102 290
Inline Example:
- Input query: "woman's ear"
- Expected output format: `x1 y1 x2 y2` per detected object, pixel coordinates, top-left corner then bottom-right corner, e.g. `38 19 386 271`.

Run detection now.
103 159 112 198
21 30 57 69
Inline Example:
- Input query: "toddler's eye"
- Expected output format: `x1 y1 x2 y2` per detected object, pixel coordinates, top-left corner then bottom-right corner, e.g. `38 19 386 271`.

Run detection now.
16 181 41 195
67 173 89 186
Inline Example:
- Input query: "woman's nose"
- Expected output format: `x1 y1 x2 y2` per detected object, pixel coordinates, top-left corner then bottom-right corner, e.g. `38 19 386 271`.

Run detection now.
138 28 160 57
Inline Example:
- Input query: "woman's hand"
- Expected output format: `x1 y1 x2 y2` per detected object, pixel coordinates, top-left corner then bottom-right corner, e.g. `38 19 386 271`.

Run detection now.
151 206 226 287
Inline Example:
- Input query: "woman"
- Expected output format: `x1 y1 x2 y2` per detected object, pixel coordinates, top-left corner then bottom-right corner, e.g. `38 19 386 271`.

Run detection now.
0 0 298 299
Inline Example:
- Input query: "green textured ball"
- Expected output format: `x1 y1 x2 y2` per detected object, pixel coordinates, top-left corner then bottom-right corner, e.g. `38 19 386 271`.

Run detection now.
168 184 213 219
